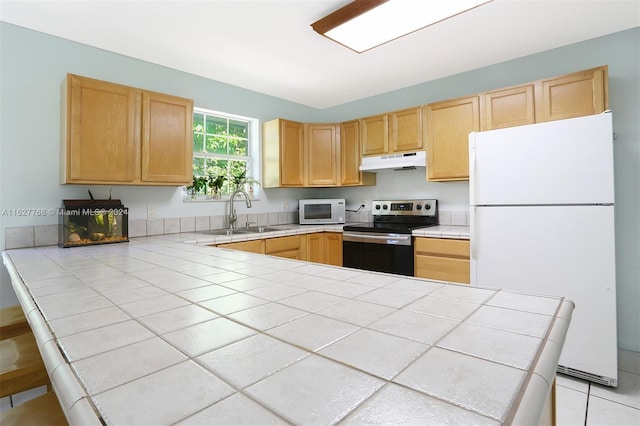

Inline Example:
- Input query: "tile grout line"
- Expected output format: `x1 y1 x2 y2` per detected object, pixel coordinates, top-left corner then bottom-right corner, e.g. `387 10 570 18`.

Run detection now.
584 382 591 426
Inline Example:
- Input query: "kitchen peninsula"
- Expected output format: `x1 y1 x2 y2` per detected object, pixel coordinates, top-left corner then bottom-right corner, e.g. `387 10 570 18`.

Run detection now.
3 234 572 425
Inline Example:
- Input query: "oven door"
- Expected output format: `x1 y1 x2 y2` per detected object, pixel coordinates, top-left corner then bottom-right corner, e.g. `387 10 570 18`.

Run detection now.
342 232 414 276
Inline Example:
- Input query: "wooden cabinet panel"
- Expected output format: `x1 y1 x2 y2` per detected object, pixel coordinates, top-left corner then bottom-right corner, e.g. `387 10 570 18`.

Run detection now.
281 120 305 186
481 84 535 130
62 74 193 186
425 96 480 181
340 120 376 187
142 92 193 184
362 114 388 156
414 238 469 258
262 119 304 188
217 240 265 254
414 238 470 284
306 124 339 186
306 232 342 266
415 256 470 284
306 233 324 263
266 235 305 260
340 120 361 185
324 233 343 266
536 66 608 122
64 74 139 183
391 107 423 152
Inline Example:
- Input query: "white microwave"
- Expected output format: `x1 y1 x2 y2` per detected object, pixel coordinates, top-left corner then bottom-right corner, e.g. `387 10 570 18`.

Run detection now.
299 199 346 225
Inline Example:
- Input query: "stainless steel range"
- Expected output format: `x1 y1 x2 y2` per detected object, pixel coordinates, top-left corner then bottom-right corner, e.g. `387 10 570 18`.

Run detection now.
342 199 438 276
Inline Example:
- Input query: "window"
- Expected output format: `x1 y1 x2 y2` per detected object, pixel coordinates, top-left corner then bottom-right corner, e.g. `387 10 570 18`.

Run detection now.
191 107 258 198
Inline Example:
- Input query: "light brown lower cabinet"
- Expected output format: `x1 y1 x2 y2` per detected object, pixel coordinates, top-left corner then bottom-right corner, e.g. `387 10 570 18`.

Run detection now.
216 233 342 265
216 239 265 254
265 235 305 260
323 233 343 266
306 233 343 266
414 237 470 284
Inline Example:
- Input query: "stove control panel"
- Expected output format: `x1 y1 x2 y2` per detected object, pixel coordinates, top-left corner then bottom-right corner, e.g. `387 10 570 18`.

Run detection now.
372 199 437 216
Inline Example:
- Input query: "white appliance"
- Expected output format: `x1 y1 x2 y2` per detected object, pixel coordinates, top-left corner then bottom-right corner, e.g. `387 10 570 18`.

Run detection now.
298 199 345 225
359 151 426 171
469 112 618 387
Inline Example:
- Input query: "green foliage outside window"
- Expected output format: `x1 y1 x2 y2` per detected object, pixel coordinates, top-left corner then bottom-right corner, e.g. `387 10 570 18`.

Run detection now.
191 110 251 196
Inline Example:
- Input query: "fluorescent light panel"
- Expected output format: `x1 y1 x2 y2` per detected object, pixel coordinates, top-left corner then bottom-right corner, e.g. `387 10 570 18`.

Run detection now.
313 0 492 53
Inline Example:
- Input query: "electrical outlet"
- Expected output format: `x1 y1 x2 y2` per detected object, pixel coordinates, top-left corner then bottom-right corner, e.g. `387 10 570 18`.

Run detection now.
147 204 157 219
282 201 288 211
361 200 367 208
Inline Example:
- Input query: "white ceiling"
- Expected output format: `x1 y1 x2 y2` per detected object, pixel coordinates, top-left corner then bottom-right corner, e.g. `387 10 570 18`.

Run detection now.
1 0 638 109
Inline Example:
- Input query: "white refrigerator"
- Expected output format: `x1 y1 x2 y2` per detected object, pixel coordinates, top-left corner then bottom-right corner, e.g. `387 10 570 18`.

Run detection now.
469 112 618 387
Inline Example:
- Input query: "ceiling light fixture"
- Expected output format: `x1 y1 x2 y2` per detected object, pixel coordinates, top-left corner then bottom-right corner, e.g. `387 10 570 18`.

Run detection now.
311 0 493 53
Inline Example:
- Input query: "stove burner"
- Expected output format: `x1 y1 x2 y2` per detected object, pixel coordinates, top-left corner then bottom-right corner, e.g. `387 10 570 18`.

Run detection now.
345 199 438 234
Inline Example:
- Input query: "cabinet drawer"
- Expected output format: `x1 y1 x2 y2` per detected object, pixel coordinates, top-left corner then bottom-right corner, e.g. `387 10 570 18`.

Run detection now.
217 240 265 254
265 235 301 254
414 238 469 258
415 255 470 284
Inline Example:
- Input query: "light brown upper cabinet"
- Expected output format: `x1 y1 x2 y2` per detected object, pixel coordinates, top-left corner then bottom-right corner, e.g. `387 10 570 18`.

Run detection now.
361 114 389 156
535 66 608 122
263 118 374 188
61 74 193 186
481 84 535 130
340 120 376 186
425 95 480 181
263 119 304 187
362 107 423 156
390 107 423 152
306 124 339 186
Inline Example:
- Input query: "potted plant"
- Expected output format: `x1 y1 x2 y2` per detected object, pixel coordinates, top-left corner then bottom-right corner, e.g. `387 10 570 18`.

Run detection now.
232 170 247 190
186 176 207 199
243 176 261 199
207 175 226 199
232 170 260 198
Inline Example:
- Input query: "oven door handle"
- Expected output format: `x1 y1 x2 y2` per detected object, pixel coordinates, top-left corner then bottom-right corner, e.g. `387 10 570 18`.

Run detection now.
343 232 412 245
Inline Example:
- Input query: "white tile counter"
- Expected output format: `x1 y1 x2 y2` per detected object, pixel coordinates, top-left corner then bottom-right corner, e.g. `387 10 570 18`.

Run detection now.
3 234 570 425
165 223 470 246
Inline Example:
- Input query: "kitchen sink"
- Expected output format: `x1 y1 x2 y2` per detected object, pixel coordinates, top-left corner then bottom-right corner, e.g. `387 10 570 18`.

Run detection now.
201 226 289 236
201 229 250 236
246 226 289 233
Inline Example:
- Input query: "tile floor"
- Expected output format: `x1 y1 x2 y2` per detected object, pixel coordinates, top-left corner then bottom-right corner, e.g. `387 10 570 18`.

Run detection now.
555 348 640 425
1 350 638 425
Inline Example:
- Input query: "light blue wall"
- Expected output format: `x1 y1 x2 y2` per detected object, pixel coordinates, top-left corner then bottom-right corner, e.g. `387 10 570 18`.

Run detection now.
1 23 638 351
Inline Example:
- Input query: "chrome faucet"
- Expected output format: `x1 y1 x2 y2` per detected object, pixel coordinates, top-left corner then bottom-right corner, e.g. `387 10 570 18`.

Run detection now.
228 189 252 229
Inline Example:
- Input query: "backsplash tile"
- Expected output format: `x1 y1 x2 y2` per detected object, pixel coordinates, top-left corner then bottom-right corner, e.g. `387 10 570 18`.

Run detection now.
147 219 164 236
129 219 147 238
268 213 279 226
5 207 445 249
35 224 58 246
164 217 180 234
195 216 209 232
451 211 469 226
438 211 452 225
180 217 196 233
209 216 225 230
5 226 35 249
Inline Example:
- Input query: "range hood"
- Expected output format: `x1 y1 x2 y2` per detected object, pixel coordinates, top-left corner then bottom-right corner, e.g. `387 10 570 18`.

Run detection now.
359 151 426 171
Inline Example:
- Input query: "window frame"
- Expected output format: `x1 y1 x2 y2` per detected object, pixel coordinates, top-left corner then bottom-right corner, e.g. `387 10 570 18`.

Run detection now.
188 107 261 201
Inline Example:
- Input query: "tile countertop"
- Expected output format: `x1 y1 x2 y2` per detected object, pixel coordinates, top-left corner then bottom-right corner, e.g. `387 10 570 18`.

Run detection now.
2 235 571 426
171 223 470 246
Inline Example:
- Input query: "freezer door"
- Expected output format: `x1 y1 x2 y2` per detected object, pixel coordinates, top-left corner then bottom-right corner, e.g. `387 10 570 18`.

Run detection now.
470 205 617 381
469 113 614 205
